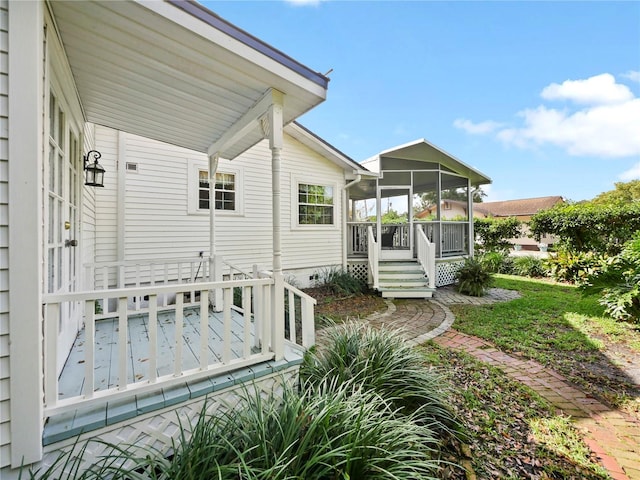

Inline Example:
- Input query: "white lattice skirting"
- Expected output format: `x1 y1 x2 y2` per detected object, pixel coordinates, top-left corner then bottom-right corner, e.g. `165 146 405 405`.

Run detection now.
29 368 299 479
347 261 369 284
436 259 465 287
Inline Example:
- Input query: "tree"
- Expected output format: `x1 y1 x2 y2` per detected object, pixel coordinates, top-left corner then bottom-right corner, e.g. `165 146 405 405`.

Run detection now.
417 187 487 210
591 180 640 206
530 202 640 255
474 217 521 253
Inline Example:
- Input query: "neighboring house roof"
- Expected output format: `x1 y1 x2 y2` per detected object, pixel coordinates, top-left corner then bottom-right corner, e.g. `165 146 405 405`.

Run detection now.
362 138 492 187
474 196 564 217
286 123 376 177
50 1 329 159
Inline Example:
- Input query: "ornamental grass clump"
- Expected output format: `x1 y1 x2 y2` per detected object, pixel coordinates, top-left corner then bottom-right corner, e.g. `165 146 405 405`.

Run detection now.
301 322 461 438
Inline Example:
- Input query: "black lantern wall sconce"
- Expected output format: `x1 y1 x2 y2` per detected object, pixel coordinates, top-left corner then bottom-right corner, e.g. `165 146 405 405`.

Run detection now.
83 150 106 187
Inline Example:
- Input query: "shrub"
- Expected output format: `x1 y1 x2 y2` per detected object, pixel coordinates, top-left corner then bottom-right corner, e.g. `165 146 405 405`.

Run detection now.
301 322 461 437
530 202 640 255
479 251 506 273
582 233 640 322
25 382 444 480
544 249 602 284
474 217 522 253
455 257 493 297
511 255 547 278
316 266 366 295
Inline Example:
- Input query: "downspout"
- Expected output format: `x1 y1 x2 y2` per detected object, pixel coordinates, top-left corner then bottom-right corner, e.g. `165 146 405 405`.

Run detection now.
342 174 362 268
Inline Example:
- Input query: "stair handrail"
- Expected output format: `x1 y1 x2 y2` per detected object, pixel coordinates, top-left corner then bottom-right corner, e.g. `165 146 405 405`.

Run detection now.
416 226 436 289
367 225 379 289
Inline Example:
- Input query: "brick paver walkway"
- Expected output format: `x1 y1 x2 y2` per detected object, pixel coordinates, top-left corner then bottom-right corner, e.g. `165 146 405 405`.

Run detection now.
353 286 640 480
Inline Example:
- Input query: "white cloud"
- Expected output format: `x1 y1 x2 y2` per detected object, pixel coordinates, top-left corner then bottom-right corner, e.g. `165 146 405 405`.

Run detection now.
541 73 633 105
620 162 640 181
497 98 640 157
456 73 640 159
453 118 503 135
621 70 640 83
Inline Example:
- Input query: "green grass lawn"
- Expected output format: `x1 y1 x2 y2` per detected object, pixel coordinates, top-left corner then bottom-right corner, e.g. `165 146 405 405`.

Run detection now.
450 274 640 412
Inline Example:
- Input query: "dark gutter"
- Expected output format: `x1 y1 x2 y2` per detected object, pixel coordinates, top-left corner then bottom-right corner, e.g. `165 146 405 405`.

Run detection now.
167 0 329 89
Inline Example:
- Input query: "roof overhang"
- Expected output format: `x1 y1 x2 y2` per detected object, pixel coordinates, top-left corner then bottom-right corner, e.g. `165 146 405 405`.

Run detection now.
378 139 492 187
49 0 329 159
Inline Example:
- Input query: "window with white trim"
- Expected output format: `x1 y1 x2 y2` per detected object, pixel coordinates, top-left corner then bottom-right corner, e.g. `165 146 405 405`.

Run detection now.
298 183 334 225
198 170 236 211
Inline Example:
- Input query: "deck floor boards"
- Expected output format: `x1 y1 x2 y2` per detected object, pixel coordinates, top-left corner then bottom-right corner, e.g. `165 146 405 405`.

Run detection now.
57 307 254 400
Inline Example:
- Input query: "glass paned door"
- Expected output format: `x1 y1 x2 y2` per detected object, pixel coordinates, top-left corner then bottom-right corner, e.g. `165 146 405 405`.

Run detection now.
47 92 82 375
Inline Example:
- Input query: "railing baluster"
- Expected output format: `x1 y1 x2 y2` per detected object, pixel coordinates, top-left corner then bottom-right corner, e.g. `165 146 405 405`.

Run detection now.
223 288 232 364
287 289 296 344
243 286 251 357
163 264 169 307
262 284 271 354
174 293 184 377
84 300 95 398
118 297 128 390
102 265 109 314
199 290 208 369
44 303 59 408
254 280 262 350
148 295 158 383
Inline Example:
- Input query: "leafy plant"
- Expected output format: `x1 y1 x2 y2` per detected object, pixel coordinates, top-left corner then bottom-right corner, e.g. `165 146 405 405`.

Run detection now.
544 249 603 284
301 322 462 437
530 202 640 255
512 255 547 278
455 257 493 297
315 266 366 295
582 233 640 322
474 217 522 254
478 251 506 273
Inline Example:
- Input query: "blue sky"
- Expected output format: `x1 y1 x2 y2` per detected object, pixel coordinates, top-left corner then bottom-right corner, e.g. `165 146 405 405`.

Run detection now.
205 1 640 202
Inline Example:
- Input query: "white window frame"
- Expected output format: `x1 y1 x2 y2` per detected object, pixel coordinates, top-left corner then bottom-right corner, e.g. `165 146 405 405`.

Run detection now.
187 159 243 216
291 176 338 230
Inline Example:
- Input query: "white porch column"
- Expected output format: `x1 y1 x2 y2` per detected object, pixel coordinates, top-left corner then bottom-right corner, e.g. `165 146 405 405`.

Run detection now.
268 93 285 360
468 179 475 258
208 154 223 311
8 1 45 466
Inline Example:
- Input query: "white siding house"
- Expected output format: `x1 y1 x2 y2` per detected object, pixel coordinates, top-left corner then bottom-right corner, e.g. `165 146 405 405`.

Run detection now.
3 2 332 477
92 123 365 290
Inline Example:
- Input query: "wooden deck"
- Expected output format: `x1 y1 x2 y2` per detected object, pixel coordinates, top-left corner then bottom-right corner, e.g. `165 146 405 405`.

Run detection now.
57 306 255 399
45 307 304 446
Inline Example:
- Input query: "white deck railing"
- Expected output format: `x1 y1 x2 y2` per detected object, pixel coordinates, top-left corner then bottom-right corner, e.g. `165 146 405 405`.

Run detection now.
43 274 316 417
416 227 436 289
367 225 379 289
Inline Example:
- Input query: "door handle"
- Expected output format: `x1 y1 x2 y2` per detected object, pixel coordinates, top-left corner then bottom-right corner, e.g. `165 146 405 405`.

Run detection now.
65 239 78 247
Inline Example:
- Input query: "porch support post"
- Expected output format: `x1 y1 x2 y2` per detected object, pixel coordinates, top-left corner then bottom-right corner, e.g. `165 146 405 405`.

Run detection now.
268 91 285 360
209 154 223 311
8 1 45 466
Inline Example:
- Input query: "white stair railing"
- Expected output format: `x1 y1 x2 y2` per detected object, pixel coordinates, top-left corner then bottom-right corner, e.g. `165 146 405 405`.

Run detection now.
416 226 436 289
367 225 379 289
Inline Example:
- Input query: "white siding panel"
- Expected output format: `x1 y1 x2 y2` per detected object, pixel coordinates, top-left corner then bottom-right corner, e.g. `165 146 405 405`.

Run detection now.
94 126 118 267
0 0 9 467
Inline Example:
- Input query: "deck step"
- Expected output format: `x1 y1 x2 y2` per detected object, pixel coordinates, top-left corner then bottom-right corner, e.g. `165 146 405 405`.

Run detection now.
375 260 435 299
